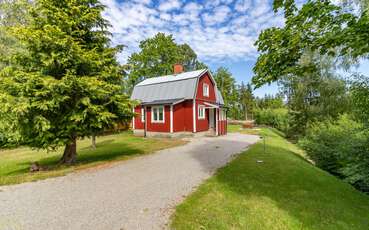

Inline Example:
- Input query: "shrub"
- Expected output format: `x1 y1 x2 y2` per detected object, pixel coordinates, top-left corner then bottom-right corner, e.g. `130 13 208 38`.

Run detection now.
299 115 369 193
254 108 289 133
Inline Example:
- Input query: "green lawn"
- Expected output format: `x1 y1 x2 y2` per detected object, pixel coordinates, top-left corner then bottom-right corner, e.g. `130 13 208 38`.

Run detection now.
0 131 185 186
171 128 369 230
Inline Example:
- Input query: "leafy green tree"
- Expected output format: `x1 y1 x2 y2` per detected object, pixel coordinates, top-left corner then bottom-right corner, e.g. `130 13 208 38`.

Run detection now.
0 0 30 146
127 33 206 92
254 94 284 110
351 75 369 125
278 52 350 138
253 0 369 87
0 0 29 69
0 0 134 163
213 67 239 118
299 114 369 193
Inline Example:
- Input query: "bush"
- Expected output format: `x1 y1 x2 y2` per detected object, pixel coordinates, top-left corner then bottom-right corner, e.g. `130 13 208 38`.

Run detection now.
254 108 289 133
299 115 369 193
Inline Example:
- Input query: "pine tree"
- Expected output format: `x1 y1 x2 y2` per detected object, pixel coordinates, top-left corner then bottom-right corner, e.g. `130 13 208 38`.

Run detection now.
0 0 134 163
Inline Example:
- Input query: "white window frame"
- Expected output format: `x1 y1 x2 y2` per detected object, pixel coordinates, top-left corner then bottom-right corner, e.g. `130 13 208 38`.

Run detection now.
203 83 209 97
198 105 205 120
141 108 145 122
220 109 226 121
151 106 165 123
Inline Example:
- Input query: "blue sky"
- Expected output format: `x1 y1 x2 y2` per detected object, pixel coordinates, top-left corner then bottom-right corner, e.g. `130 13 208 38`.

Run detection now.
102 0 368 97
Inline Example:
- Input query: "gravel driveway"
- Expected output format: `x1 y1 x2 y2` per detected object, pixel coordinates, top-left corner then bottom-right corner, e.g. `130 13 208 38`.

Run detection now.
0 133 259 230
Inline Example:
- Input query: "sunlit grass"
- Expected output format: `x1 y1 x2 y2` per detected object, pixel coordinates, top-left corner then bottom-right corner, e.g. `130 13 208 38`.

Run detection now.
171 128 369 230
0 131 186 186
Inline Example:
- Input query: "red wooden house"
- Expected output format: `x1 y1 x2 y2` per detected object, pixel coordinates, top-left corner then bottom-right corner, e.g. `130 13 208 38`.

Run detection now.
131 64 227 137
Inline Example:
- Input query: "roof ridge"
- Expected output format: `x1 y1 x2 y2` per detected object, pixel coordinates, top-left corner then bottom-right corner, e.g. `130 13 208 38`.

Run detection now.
136 69 208 87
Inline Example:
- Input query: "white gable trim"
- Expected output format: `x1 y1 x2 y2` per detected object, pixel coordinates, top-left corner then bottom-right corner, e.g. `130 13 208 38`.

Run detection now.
170 105 173 133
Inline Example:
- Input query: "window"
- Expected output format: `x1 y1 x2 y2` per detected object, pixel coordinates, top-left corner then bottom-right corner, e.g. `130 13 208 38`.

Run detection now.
198 105 205 119
151 106 164 123
220 109 226 121
203 83 209 97
141 108 145 122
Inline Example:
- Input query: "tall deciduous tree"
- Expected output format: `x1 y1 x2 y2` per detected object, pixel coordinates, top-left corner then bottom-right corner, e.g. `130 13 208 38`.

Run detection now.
253 0 369 87
0 0 134 163
213 67 239 118
127 33 206 92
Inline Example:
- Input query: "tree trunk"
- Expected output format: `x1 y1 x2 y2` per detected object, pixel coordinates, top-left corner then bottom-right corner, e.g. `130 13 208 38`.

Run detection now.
91 134 96 149
60 137 77 164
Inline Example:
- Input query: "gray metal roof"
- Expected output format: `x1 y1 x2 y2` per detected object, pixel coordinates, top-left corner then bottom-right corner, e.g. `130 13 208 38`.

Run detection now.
216 89 224 105
131 69 225 105
141 98 184 106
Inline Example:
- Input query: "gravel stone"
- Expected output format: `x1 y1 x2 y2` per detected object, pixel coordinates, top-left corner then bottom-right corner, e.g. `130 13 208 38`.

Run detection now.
0 133 259 230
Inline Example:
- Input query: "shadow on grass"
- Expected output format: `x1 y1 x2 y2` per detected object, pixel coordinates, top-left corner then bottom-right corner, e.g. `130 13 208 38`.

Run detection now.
6 141 143 177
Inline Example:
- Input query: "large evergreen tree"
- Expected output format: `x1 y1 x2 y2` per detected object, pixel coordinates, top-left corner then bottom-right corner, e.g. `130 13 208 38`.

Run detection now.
238 82 254 120
0 0 134 163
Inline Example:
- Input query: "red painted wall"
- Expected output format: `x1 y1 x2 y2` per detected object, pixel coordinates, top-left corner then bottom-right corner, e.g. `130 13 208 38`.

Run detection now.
196 72 216 102
195 73 216 132
184 100 193 132
173 100 194 132
134 106 144 129
173 103 184 132
195 101 209 132
146 105 171 132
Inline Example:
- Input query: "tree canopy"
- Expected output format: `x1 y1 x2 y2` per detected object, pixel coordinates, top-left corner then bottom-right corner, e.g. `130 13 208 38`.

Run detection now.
127 33 206 92
0 0 134 163
253 0 369 87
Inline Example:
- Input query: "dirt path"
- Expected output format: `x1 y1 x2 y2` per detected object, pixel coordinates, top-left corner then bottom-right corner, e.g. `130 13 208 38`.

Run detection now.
0 133 259 230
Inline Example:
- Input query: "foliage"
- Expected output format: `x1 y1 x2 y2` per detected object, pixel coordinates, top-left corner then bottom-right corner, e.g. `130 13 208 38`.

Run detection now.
0 0 134 163
299 115 369 193
0 0 29 68
254 108 289 133
213 67 240 118
127 33 206 92
350 75 369 124
278 52 350 138
253 0 369 87
254 94 284 110
238 82 254 120
172 128 369 229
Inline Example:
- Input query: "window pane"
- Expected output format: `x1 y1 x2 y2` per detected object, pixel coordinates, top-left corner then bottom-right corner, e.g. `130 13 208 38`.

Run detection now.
159 107 163 121
153 108 158 121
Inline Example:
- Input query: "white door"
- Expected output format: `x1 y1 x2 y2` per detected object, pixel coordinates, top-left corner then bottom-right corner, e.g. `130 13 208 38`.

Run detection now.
209 109 215 129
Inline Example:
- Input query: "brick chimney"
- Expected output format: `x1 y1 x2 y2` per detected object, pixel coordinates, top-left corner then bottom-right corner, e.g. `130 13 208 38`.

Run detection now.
173 63 184 74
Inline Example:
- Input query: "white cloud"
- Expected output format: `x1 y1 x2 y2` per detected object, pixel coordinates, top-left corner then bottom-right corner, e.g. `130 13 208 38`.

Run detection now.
202 5 231 25
158 0 182 12
235 0 252 12
101 0 284 64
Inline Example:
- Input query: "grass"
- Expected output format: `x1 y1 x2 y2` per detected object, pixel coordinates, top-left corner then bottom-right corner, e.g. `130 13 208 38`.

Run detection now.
228 124 262 135
0 131 186 186
171 128 369 230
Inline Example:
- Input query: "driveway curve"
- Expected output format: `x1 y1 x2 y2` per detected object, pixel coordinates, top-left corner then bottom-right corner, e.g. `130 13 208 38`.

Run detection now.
0 133 259 230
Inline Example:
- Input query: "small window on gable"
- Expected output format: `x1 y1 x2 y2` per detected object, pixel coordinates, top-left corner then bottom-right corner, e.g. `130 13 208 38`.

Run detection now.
141 108 145 122
203 83 209 97
198 105 205 119
152 106 164 123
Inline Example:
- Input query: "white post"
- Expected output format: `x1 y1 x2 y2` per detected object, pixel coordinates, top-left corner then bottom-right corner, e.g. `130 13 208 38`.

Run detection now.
215 108 218 136
193 100 196 133
170 105 173 133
